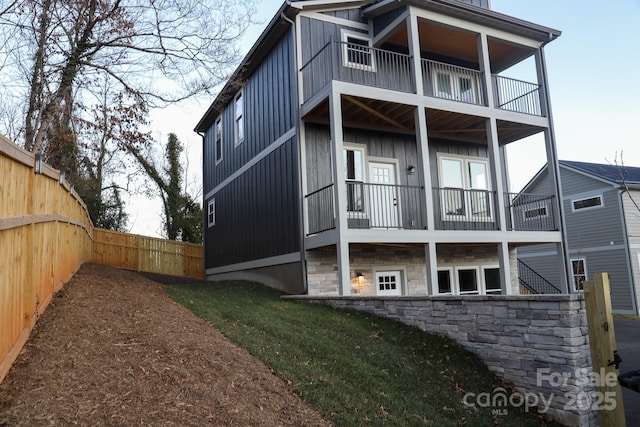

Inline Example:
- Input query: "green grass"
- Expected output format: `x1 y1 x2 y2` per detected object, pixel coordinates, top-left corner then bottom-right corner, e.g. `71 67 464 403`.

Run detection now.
614 313 640 321
164 281 557 426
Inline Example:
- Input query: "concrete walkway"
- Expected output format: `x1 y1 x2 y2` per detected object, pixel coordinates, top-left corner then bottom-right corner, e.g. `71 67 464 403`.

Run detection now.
615 317 640 426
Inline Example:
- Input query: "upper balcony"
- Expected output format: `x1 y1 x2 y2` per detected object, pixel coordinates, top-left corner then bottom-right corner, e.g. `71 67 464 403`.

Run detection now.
300 40 543 117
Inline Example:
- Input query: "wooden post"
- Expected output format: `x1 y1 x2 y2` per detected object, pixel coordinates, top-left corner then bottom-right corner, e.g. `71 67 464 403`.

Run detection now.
584 272 625 427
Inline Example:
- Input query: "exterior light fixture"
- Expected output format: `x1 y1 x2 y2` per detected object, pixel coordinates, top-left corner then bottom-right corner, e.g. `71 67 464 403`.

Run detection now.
407 165 416 175
34 153 43 174
356 271 364 284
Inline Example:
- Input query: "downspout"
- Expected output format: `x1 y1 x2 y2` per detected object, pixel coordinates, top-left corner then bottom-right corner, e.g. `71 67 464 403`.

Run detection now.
281 7 309 294
538 34 572 293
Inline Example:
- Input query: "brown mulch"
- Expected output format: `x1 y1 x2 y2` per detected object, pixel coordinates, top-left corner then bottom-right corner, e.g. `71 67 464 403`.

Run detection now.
0 263 331 426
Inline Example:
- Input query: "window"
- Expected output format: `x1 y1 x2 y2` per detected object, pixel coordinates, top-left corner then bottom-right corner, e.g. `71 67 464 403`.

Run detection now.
431 65 479 104
572 258 586 291
483 266 501 294
375 271 402 296
524 206 547 219
341 31 375 71
437 269 453 294
344 147 365 213
572 195 602 211
456 267 479 295
215 116 223 164
207 199 216 227
438 155 491 221
234 91 244 146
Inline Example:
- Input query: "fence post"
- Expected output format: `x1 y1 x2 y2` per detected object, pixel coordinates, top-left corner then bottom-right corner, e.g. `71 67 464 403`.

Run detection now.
583 272 625 427
136 234 141 272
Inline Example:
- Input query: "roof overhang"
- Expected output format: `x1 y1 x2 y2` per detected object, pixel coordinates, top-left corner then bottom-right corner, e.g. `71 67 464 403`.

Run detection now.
364 0 561 44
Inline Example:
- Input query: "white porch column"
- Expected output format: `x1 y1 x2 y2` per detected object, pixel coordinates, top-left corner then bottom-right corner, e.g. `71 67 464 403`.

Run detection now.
328 88 351 295
407 12 424 96
498 242 513 295
425 242 438 295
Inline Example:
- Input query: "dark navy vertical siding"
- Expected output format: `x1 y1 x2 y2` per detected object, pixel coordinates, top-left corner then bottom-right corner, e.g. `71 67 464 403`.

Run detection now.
205 138 300 268
372 6 407 36
203 30 296 195
202 28 300 269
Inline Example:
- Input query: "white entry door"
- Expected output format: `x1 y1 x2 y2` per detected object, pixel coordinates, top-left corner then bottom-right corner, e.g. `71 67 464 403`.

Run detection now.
368 162 399 228
376 271 403 296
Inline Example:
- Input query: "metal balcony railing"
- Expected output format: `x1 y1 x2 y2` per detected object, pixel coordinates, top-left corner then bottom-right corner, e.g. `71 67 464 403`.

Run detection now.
433 187 497 230
518 259 562 294
505 193 557 231
492 75 543 116
422 59 486 106
305 184 335 236
300 41 414 103
345 182 426 230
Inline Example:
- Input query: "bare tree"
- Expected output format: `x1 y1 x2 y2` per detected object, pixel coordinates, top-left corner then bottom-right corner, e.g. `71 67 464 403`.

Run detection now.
0 0 255 154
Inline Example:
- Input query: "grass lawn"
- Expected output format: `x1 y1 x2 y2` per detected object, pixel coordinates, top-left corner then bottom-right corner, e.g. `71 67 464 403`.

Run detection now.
164 281 558 426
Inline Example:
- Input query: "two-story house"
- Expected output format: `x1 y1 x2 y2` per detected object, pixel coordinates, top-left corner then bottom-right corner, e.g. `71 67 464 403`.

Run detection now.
518 160 640 315
195 0 571 297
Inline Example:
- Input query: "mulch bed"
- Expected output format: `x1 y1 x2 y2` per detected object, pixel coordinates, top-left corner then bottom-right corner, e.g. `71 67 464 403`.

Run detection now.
0 263 330 426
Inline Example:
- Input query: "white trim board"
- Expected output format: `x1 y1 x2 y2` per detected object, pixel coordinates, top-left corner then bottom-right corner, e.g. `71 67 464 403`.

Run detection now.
205 127 296 200
205 252 302 275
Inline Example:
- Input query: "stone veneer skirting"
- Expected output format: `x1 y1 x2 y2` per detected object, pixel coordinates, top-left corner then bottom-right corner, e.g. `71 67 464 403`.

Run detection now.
284 294 596 427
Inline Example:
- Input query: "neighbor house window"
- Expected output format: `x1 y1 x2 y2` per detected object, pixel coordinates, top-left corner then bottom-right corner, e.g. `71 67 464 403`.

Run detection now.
341 30 375 71
234 91 244 146
207 199 216 227
524 206 547 220
215 116 223 164
571 258 586 291
572 195 602 211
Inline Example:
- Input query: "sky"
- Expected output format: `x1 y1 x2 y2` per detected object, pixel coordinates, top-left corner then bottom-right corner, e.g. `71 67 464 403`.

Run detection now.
128 0 640 237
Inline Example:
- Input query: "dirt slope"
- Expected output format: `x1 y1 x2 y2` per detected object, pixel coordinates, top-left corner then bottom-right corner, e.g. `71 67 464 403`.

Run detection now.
0 263 330 426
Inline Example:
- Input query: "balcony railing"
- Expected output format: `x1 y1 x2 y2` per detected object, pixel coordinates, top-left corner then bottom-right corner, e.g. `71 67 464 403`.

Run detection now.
300 40 414 103
433 188 497 230
492 75 543 116
422 59 485 106
505 193 556 231
305 184 335 236
346 182 426 230
305 185 557 235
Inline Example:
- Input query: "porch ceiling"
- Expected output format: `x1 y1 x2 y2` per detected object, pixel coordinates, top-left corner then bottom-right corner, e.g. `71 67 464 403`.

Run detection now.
301 96 542 144
380 19 534 73
302 96 417 134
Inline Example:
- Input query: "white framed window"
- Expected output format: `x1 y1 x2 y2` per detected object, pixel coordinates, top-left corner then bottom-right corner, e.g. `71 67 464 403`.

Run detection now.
572 195 603 212
438 154 491 222
341 30 375 72
436 268 453 295
343 146 366 214
571 258 586 291
523 206 548 220
215 116 223 164
482 265 501 294
455 266 480 295
234 91 244 146
375 270 402 296
431 64 479 104
207 199 216 227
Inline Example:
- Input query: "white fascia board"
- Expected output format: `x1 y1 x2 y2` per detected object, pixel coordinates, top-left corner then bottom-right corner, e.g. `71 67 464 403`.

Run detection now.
291 0 369 11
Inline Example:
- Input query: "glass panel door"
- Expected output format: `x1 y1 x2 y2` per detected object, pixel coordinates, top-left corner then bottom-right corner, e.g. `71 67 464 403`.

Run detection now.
468 161 489 218
440 158 465 218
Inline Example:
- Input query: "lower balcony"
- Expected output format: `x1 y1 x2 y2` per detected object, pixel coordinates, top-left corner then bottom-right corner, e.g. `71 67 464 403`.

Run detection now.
305 184 557 235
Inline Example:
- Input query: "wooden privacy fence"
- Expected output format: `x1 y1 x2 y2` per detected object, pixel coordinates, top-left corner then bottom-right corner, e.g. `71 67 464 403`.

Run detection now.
0 135 93 383
0 136 204 384
93 228 203 279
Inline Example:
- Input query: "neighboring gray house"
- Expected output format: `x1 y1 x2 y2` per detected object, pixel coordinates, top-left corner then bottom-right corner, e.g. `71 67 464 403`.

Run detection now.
518 160 640 314
195 0 572 297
